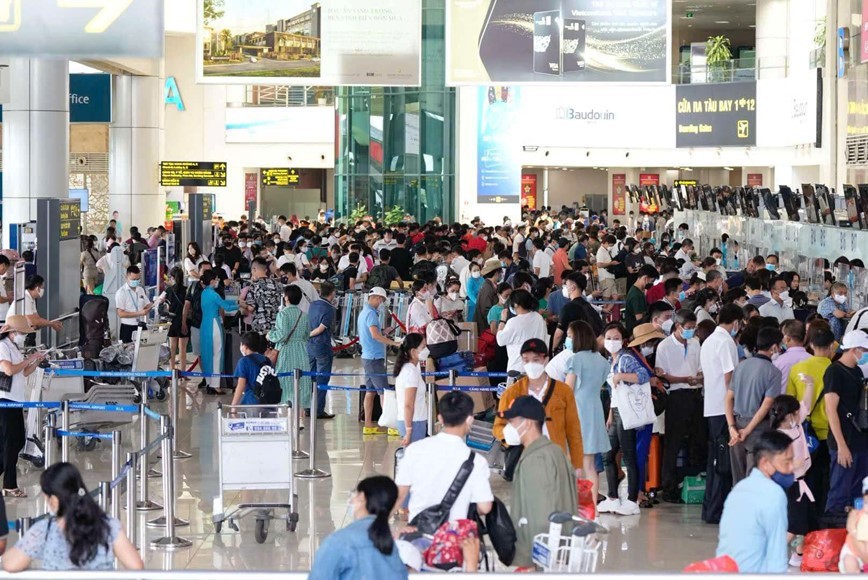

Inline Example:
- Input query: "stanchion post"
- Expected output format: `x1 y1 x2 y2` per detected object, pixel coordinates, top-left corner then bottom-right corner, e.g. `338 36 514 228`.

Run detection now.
99 481 110 512
136 405 162 512
148 415 189 529
43 412 56 468
18 517 31 535
171 370 191 460
291 368 308 460
60 400 70 463
295 383 330 480
110 430 122 519
449 369 457 390
427 379 435 436
125 452 138 548
150 415 192 549
138 404 161 479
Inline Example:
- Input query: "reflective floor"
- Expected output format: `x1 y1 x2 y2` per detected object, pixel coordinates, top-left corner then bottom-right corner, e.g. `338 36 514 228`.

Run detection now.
6 357 722 572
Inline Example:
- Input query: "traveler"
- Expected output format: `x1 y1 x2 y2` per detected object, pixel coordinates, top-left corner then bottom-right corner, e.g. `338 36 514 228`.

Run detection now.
839 476 868 573
773 320 809 395
284 263 319 314
599 323 652 516
242 258 284 334
758 277 795 323
817 282 855 341
268 286 312 409
183 261 213 384
495 289 548 374
79 237 101 294
623 264 659 336
656 309 705 503
494 338 584 470
366 249 402 291
199 270 240 396
406 279 435 335
595 235 620 299
2 462 142 571
395 391 493 521
700 304 744 523
553 272 604 349
0 256 10 324
716 431 794 573
359 287 401 435
505 396 578 568
563 320 612 500
464 260 483 321
308 281 337 419
394 333 428 448
822 330 868 520
436 278 464 322
162 266 189 375
115 266 154 344
472 258 501 333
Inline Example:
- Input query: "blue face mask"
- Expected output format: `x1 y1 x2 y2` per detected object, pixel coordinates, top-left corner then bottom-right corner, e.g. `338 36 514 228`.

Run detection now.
129 279 140 288
681 328 695 340
730 327 739 338
766 264 776 272
771 471 796 490
678 291 687 302
859 352 868 366
780 343 788 353
564 337 574 352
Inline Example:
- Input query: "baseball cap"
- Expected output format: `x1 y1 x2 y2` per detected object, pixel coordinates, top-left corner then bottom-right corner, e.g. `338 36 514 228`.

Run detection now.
863 475 868 495
499 395 546 423
520 338 548 355
842 330 868 351
368 287 388 298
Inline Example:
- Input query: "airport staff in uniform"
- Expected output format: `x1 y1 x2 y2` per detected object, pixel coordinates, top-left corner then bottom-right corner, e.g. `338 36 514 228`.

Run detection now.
115 266 153 343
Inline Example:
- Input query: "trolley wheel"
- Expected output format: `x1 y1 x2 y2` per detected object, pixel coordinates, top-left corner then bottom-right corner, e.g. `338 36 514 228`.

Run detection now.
31 456 45 469
254 519 268 544
77 436 98 452
154 388 167 402
287 513 299 532
214 520 223 533
133 393 142 405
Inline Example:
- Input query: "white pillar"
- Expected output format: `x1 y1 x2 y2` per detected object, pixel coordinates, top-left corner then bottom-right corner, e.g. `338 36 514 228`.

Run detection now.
109 75 164 235
755 0 790 78
542 168 550 210
2 59 69 248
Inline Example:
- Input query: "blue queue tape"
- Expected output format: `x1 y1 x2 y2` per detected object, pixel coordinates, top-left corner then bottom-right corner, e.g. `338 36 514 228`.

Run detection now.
318 385 381 392
435 385 500 392
456 371 508 378
180 372 236 378
0 401 61 409
143 407 162 421
51 369 172 379
421 372 450 377
56 429 114 440
300 371 390 378
68 402 138 413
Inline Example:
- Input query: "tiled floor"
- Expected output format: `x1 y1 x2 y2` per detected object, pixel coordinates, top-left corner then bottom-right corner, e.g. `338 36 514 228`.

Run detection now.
5 358 722 572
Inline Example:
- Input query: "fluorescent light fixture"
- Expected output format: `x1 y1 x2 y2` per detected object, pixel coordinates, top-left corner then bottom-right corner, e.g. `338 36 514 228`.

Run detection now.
715 20 730 24
723 167 734 171
523 145 539 152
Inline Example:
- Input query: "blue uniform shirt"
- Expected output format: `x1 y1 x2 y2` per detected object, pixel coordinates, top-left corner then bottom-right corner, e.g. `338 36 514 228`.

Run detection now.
358 304 385 360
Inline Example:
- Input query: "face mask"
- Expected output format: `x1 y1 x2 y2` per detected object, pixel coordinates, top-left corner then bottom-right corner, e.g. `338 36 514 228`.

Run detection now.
418 347 430 360
834 294 848 305
447 292 459 301
471 271 481 279
730 326 739 338
778 290 789 302
129 279 140 288
418 290 431 301
604 339 623 355
662 319 674 335
524 362 546 380
561 287 571 299
641 345 655 357
12 334 26 348
564 337 574 352
678 291 687 302
503 422 523 447
37 288 45 298
681 328 695 340
273 237 281 243
509 306 516 316
715 258 722 266
499 295 508 305
859 352 868 366
766 264 776 272
770 471 795 490
320 264 329 272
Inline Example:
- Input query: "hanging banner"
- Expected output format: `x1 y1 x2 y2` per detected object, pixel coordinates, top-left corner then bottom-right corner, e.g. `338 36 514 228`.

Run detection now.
612 174 626 216
863 0 868 63
639 174 659 187
675 81 757 147
747 174 763 187
245 173 258 204
521 174 538 209
477 86 521 204
446 0 671 85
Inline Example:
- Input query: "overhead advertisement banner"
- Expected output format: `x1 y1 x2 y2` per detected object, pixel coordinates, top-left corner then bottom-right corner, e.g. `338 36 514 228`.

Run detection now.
478 87 521 204
197 0 421 86
612 174 626 216
446 0 671 85
675 81 757 147
862 0 868 63
225 107 335 144
756 70 820 148
517 85 675 148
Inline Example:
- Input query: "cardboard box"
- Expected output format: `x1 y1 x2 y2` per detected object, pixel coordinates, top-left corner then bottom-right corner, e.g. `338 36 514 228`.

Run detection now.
456 322 478 353
435 367 495 415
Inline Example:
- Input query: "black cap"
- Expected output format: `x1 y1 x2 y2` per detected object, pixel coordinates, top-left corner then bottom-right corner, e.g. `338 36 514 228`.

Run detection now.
520 338 548 355
499 396 546 423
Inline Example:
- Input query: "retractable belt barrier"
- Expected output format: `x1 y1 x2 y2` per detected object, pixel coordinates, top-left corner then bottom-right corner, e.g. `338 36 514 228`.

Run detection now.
50 369 173 379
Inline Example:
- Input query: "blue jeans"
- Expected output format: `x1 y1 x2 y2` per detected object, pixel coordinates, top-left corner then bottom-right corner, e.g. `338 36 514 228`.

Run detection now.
307 341 333 415
825 449 868 514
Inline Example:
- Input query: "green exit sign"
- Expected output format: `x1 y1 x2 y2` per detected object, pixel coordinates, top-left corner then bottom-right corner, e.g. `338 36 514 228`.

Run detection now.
686 12 694 18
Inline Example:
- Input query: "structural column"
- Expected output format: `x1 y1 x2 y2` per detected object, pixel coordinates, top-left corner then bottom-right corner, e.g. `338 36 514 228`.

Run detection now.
109 75 164 234
2 59 69 248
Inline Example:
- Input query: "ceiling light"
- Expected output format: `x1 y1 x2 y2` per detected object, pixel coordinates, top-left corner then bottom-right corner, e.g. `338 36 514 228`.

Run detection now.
561 167 568 171
523 145 539 152
715 20 730 24
723 166 734 171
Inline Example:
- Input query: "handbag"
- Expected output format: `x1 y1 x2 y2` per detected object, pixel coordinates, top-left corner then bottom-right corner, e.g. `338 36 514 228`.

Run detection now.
470 497 516 566
802 388 824 454
378 388 398 429
408 451 476 535
629 347 667 416
612 357 656 430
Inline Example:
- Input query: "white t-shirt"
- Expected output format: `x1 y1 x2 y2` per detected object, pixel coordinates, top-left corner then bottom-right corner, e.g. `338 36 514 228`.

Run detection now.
295 252 310 271
0 338 26 402
115 284 151 327
9 292 37 318
496 311 548 373
395 432 493 522
655 334 701 391
758 300 795 324
338 254 369 275
512 234 525 255
533 250 553 278
596 246 615 281
290 279 319 314
184 256 206 282
545 349 573 383
276 254 295 269
279 224 292 242
395 362 427 423
700 326 739 417
0 277 9 322
406 299 432 333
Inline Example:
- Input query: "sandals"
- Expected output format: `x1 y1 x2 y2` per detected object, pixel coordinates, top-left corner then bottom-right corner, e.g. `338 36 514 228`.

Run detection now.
3 488 26 498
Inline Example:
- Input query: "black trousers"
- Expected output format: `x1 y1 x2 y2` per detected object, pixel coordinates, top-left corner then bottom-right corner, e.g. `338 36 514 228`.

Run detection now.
701 415 732 524
0 408 25 489
603 409 639 502
662 389 707 495
805 439 830 521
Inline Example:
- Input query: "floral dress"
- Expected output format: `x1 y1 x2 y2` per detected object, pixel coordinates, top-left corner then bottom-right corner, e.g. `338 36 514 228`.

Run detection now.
267 305 312 407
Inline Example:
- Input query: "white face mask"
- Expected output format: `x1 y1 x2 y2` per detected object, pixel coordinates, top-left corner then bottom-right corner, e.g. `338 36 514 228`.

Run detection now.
447 292 459 301
641 345 655 357
523 362 546 380
834 294 847 305
604 339 623 355
561 287 571 299
661 319 674 335
37 288 45 298
503 422 523 447
471 271 481 279
12 334 26 348
417 347 430 361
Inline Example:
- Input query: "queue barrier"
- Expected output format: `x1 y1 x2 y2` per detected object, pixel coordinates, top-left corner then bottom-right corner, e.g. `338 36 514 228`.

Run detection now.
50 369 173 379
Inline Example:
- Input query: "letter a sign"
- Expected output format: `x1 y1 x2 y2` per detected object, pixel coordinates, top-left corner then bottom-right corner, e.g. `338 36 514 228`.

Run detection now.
165 76 184 111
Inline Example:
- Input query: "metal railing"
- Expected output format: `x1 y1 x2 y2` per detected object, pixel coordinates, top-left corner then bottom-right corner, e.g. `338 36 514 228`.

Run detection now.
672 56 791 84
238 85 335 107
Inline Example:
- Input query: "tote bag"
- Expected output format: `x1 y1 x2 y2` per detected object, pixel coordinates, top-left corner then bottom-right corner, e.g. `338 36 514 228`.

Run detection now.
612 356 656 430
378 389 399 429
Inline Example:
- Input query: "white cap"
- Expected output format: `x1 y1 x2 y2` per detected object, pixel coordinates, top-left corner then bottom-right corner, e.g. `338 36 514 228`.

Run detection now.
396 540 422 572
369 287 388 298
842 330 868 351
863 475 868 495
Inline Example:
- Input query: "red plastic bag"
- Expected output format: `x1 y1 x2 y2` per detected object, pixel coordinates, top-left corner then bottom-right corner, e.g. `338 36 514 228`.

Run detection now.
801 528 848 572
683 555 739 573
577 479 596 521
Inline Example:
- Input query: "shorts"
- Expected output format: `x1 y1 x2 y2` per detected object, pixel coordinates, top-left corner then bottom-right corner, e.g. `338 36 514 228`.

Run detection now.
167 318 190 339
362 358 389 393
615 278 627 296
600 278 617 298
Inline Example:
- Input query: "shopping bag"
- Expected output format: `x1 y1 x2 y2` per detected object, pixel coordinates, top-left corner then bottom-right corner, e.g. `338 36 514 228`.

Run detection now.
577 479 596 521
613 382 656 430
378 388 398 429
683 555 739 573
801 528 848 572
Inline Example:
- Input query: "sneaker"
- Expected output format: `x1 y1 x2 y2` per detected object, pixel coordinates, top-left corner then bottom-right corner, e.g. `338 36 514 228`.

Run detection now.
597 498 621 514
363 426 387 435
615 499 641 516
789 553 803 568
317 412 335 420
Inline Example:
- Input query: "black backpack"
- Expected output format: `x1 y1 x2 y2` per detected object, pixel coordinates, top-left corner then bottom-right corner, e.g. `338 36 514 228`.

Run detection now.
605 245 629 278
365 265 392 290
253 360 282 404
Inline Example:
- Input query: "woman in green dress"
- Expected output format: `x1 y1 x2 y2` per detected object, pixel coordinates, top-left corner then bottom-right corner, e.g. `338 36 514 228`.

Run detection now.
267 285 312 408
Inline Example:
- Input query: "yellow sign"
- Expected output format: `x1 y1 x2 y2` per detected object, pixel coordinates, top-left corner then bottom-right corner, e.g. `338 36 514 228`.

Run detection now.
160 161 227 187
261 168 300 187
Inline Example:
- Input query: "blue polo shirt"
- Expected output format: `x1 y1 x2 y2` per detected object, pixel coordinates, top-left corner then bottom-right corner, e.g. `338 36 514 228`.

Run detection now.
358 304 385 360
308 299 335 347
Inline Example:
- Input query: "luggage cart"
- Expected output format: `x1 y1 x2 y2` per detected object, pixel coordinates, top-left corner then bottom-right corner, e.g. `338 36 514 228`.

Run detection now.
130 325 170 402
532 514 609 573
62 383 138 450
212 403 299 544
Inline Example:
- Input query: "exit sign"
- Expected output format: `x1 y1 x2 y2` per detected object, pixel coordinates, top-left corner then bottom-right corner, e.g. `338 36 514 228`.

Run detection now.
686 12 694 18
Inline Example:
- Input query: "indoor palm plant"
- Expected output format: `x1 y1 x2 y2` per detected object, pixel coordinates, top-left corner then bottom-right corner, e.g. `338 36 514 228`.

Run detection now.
705 35 732 82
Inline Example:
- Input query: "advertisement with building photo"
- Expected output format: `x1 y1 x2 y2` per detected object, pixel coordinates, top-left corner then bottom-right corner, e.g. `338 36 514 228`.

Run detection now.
197 0 421 85
446 0 671 85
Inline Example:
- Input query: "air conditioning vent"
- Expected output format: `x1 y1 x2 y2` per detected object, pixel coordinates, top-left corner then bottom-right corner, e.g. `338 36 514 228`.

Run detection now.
68 153 109 173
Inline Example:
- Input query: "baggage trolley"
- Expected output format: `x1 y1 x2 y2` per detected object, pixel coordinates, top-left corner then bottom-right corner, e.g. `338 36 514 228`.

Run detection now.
130 325 170 402
212 403 299 544
532 514 609 573
62 383 138 451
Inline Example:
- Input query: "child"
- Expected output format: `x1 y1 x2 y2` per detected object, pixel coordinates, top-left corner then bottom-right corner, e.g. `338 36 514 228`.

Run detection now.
840 476 868 573
769 373 815 567
231 332 271 406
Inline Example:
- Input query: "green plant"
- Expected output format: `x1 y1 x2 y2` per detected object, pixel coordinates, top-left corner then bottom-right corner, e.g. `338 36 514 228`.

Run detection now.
813 18 826 50
203 0 224 25
349 202 367 222
383 205 405 225
705 35 732 82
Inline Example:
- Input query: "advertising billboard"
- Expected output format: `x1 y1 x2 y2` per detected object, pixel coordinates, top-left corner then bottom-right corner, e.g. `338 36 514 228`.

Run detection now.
863 0 868 63
521 174 538 209
225 107 335 144
675 81 757 147
477 87 521 204
198 0 421 86
446 0 671 85
756 70 820 148
612 174 626 216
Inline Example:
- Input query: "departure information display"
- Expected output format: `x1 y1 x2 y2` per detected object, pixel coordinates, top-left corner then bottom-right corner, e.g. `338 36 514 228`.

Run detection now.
160 161 227 187
59 199 82 240
261 168 300 186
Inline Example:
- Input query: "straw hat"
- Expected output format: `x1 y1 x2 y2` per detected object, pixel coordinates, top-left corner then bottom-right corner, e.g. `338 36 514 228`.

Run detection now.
481 258 502 277
628 323 666 348
0 315 35 335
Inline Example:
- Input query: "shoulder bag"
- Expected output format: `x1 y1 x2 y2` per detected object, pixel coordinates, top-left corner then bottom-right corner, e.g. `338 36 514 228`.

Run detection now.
409 451 476 535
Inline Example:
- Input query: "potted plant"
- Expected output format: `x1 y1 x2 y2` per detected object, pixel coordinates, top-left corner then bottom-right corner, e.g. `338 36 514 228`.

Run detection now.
314 88 328 106
705 35 732 82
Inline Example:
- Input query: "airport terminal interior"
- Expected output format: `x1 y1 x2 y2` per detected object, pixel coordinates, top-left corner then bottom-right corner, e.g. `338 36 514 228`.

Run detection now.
0 0 867 577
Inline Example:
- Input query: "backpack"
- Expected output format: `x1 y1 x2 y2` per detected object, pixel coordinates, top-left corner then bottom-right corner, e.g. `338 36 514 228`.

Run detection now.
426 318 462 359
411 259 437 281
365 265 391 290
605 246 628 278
253 360 282 404
854 378 868 432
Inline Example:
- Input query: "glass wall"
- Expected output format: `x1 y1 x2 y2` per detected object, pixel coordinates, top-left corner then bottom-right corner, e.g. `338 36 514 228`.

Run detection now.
335 0 455 223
